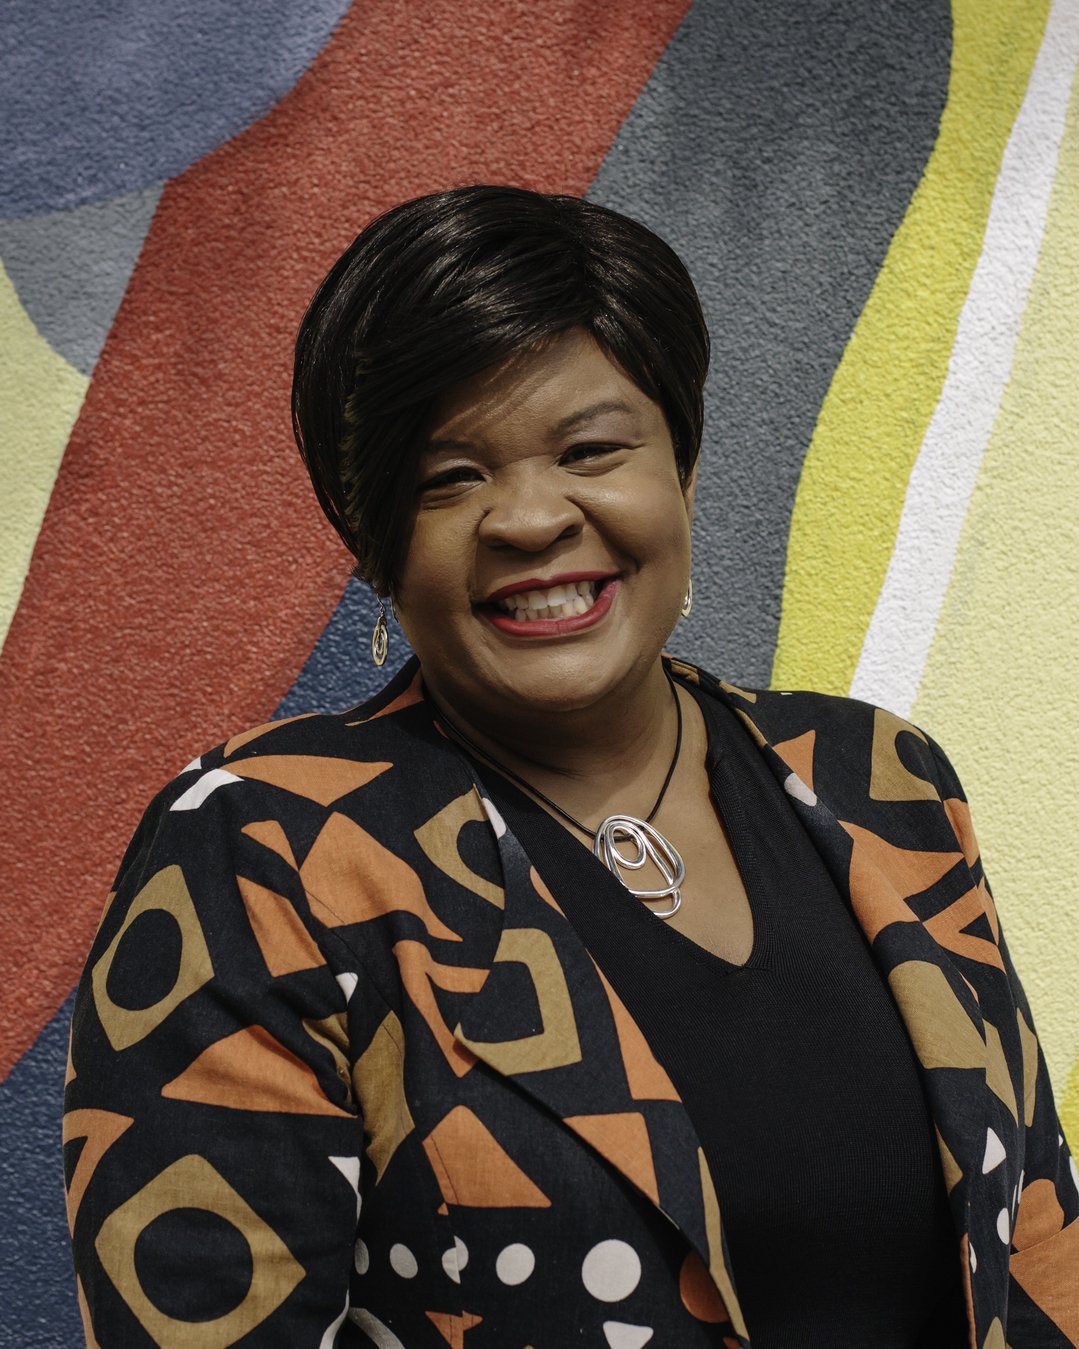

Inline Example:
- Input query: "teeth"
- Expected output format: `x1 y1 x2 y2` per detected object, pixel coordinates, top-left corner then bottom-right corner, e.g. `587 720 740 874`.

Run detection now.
494 579 601 619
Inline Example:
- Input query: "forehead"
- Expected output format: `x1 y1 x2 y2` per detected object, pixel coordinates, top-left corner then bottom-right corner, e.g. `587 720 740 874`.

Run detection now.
427 327 657 448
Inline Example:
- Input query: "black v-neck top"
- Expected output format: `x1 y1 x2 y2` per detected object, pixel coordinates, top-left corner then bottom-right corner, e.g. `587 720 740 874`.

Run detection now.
473 682 967 1348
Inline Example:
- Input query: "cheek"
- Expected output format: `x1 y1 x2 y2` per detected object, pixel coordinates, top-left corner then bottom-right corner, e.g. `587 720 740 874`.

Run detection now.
592 475 691 563
396 513 472 613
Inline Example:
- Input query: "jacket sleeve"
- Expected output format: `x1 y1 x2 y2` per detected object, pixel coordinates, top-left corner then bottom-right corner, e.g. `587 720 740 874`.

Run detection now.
65 768 366 1347
930 740 1079 1346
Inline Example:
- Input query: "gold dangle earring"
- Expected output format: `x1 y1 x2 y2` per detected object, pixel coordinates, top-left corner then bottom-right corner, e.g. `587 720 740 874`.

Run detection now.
372 597 389 666
681 577 693 618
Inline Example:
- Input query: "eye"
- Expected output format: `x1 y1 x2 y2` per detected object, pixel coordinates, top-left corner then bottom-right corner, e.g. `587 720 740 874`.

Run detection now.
418 465 484 494
560 441 621 466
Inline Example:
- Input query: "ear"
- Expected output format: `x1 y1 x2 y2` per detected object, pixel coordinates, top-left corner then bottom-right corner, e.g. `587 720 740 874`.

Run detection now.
682 460 699 525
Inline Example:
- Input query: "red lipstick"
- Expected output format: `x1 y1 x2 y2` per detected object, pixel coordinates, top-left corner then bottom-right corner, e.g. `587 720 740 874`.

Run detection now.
483 577 618 637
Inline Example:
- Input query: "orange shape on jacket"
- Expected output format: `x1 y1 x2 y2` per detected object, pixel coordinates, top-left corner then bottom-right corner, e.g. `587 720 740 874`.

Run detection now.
241 819 298 870
923 886 1005 971
594 965 680 1101
302 811 460 940
223 713 318 757
1012 1178 1065 1251
530 866 566 916
942 796 980 868
393 941 485 1078
839 821 962 942
347 669 424 723
426 1310 482 1346
237 875 325 976
565 1111 659 1205
680 1249 726 1323
1010 1214 1079 1343
422 1105 550 1208
161 1024 352 1116
62 1108 134 1233
76 1275 102 1349
773 730 816 793
227 755 391 806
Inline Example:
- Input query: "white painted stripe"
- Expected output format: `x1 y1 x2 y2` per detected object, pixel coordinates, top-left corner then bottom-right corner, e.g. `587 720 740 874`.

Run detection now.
850 0 1079 718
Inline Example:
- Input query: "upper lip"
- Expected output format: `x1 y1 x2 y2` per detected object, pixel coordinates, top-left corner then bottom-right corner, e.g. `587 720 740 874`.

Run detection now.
482 571 618 604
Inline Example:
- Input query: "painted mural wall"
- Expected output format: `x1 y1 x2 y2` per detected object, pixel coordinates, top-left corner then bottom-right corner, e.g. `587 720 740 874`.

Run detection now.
1 0 1077 1338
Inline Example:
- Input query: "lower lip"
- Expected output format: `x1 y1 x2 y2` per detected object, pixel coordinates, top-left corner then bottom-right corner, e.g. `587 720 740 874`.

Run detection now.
482 579 618 637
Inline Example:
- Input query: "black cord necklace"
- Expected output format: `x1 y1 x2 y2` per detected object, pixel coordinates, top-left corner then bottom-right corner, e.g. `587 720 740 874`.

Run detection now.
433 671 687 918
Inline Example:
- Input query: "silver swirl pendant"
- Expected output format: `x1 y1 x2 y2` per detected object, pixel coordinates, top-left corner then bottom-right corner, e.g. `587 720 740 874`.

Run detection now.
593 815 685 919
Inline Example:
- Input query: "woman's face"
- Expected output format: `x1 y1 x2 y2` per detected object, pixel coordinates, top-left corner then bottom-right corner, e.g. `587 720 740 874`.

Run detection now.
394 326 696 723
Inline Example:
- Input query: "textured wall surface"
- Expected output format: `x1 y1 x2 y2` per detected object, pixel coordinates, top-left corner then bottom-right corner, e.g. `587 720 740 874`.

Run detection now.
2 0 1079 1338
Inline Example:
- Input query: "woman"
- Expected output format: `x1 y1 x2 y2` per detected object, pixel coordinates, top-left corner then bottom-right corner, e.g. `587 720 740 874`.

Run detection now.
67 187 1076 1348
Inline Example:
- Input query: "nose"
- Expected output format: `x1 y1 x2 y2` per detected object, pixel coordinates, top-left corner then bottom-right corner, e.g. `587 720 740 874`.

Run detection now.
477 470 584 554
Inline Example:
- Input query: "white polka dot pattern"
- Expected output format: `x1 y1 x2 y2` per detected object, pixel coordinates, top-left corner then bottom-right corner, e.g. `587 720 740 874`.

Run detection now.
390 1242 418 1278
495 1242 535 1286
582 1239 642 1302
441 1236 468 1283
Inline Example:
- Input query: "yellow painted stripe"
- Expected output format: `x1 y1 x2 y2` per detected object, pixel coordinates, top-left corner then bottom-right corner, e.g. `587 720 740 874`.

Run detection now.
771 0 1049 695
913 59 1079 1132
0 260 88 655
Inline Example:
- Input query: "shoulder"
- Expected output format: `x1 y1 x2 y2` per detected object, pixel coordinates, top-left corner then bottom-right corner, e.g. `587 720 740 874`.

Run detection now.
161 658 432 814
666 654 964 803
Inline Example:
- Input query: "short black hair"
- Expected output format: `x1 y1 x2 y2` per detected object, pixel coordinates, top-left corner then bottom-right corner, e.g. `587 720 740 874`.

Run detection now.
292 185 709 594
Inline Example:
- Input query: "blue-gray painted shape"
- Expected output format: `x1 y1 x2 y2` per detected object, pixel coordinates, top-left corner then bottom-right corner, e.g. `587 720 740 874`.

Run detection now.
0 994 81 1348
0 185 163 376
0 0 353 218
588 0 951 684
275 576 414 718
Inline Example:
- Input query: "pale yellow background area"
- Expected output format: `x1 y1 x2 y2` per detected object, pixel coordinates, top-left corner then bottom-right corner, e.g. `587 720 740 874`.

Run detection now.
914 67 1079 1138
0 260 88 653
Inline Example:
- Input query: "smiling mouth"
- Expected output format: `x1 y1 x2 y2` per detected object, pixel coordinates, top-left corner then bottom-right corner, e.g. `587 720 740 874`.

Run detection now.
491 579 599 622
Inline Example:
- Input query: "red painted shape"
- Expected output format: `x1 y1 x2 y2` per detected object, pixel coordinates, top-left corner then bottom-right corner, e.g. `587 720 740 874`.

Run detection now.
0 0 692 1078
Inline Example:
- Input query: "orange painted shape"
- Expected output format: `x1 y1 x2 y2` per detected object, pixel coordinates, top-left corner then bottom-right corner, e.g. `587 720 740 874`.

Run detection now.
302 811 460 941
530 866 566 916
422 1104 550 1208
393 941 481 1078
839 821 963 942
680 1249 727 1323
1012 1178 1065 1251
236 874 326 976
1010 1216 1079 1342
62 1109 135 1233
437 1201 449 1215
347 669 425 723
227 755 391 806
773 730 816 793
564 1111 659 1205
224 713 318 758
241 819 299 870
65 1030 76 1087
594 965 680 1101
426 1310 483 1347
923 887 1006 972
942 797 980 869
160 1023 352 1115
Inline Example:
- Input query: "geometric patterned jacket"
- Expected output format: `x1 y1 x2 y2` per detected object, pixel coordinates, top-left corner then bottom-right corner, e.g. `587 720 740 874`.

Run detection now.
66 655 1079 1349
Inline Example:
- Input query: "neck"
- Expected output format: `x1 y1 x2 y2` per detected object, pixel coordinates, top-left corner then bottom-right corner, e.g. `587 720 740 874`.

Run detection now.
422 658 681 831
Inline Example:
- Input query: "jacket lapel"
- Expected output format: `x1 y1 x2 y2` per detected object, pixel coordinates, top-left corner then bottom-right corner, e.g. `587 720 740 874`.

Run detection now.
689 663 1016 1342
451 782 749 1340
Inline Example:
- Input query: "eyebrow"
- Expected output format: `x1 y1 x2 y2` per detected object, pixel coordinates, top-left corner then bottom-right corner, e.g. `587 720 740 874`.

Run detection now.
425 398 639 453
555 399 637 433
